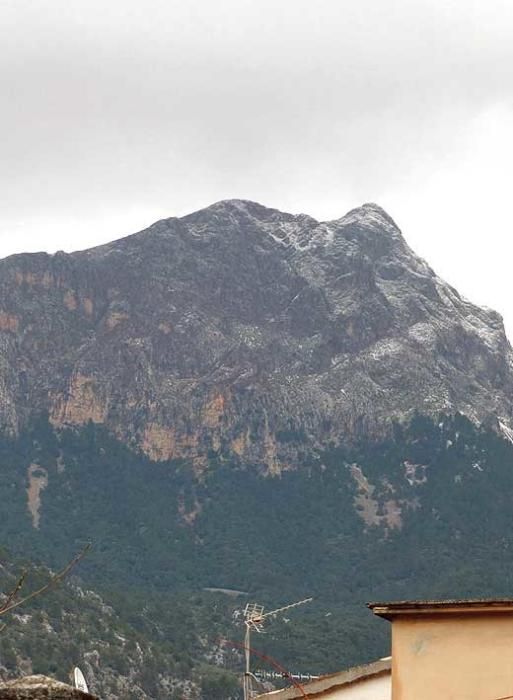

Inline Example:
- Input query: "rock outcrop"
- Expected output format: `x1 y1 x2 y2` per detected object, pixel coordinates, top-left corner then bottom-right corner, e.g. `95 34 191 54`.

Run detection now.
0 676 97 699
0 200 511 468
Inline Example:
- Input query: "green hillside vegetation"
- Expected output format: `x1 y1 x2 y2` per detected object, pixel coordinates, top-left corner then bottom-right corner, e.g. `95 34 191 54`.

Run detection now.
2 412 513 697
0 550 214 698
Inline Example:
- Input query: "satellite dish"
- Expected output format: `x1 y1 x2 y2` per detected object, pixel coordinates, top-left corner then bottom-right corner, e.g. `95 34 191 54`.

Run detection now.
73 667 89 693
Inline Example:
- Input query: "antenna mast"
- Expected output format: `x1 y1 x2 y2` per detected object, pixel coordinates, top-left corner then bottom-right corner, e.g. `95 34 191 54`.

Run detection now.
242 597 312 700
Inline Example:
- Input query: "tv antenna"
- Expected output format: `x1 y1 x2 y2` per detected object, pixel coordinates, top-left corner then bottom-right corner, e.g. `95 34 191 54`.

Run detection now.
242 597 312 700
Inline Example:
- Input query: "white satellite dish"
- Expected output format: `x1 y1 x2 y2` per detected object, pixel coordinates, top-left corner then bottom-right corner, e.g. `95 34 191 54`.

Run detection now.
73 667 89 693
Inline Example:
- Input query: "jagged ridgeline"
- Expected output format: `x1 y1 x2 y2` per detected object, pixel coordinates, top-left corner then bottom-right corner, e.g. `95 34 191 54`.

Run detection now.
1 201 513 699
0 200 512 464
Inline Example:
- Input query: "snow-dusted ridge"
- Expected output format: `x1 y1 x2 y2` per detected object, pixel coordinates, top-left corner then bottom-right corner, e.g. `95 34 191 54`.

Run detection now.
335 202 402 235
0 197 513 462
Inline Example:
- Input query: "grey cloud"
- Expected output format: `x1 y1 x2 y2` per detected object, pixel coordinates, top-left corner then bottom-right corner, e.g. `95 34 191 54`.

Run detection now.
1 0 513 231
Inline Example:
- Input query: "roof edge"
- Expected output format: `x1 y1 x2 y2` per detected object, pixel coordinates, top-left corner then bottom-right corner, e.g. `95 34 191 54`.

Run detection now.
254 657 391 699
369 599 513 620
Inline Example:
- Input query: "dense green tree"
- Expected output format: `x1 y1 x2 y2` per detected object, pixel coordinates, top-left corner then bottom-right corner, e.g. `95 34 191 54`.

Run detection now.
2 412 513 696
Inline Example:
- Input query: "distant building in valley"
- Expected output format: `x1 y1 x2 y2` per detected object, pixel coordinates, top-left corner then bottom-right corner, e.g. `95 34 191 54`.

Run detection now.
254 657 391 699
370 598 513 700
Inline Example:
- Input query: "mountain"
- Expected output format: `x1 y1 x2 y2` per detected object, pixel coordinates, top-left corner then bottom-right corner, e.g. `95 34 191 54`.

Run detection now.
1 200 512 471
2 201 513 699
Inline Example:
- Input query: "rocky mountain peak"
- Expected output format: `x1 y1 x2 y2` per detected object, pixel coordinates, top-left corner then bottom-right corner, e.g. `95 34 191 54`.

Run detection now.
182 198 316 227
0 200 511 469
336 202 401 234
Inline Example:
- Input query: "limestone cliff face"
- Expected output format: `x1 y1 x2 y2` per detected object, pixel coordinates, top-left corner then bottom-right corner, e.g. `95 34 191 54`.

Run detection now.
0 200 512 468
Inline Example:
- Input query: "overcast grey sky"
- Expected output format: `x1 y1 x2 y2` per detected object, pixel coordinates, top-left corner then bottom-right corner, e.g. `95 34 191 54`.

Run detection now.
2 0 513 332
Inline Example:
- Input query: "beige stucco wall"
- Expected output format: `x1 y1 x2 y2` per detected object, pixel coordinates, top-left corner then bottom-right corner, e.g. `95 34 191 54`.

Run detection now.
392 613 513 699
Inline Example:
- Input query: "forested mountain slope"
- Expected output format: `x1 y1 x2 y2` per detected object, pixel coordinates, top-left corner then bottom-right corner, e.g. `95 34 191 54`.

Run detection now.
2 414 513 697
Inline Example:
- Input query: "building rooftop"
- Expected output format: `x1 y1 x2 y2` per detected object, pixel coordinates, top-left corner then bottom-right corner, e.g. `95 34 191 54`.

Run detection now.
369 598 513 620
254 657 391 699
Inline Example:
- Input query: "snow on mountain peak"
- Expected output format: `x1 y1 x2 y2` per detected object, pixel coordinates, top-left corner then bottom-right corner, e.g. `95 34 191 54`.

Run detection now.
336 202 401 235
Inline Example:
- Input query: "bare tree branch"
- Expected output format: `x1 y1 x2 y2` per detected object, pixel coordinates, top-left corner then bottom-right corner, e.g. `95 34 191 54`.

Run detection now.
0 543 91 617
0 570 28 613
